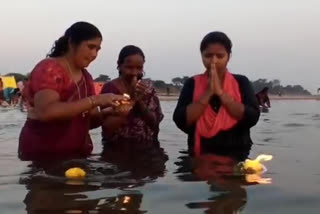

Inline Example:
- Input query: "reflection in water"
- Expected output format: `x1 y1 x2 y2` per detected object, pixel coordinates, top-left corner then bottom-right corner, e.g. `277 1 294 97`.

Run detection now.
311 114 320 120
175 151 270 214
20 146 168 214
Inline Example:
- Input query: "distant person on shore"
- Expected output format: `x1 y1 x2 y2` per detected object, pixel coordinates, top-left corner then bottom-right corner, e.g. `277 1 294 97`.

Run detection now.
101 45 163 157
9 88 20 106
0 77 3 102
256 87 271 108
173 32 260 159
17 78 27 96
17 78 30 111
166 87 170 96
0 77 18 106
18 22 126 161
0 78 8 107
2 87 16 104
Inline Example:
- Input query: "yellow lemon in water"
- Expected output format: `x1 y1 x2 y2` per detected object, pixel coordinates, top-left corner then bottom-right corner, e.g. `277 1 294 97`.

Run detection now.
244 159 263 172
243 154 273 173
65 167 86 179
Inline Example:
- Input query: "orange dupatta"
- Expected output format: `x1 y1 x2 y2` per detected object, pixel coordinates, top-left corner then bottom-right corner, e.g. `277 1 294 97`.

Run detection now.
193 71 242 156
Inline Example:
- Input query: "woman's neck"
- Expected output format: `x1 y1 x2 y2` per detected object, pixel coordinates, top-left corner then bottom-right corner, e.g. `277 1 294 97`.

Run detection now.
64 54 82 75
119 76 135 94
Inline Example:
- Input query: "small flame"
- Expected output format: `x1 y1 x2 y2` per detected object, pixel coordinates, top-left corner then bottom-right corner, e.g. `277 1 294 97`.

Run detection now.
123 196 131 204
123 93 131 99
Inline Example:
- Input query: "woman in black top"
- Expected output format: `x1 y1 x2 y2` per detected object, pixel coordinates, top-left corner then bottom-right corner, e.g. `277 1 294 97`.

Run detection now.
173 32 260 160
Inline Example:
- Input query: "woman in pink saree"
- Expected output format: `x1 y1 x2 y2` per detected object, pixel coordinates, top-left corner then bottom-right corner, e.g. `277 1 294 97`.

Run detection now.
19 22 126 161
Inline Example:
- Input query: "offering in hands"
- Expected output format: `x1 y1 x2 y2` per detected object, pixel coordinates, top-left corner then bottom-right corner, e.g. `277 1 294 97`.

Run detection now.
114 93 133 113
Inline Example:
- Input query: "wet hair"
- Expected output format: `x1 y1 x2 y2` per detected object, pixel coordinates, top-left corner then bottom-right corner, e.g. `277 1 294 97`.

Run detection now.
117 45 145 76
47 21 102 57
261 87 269 93
200 31 232 56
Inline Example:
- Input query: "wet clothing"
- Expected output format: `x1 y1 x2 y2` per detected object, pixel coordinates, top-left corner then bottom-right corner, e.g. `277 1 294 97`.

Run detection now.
19 58 95 160
101 80 163 153
173 73 260 157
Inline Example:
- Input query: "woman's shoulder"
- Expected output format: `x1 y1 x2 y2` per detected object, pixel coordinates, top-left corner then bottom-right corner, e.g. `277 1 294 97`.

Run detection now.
183 76 195 89
180 75 195 84
27 58 68 94
103 79 118 87
101 79 120 94
31 58 65 78
33 58 61 70
231 73 256 97
231 73 250 83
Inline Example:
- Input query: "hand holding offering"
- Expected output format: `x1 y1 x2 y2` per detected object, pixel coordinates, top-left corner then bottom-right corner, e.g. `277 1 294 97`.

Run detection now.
114 93 133 116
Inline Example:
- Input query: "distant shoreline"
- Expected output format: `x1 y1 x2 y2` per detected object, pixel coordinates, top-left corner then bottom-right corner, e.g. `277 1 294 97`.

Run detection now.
268 95 320 100
158 94 320 101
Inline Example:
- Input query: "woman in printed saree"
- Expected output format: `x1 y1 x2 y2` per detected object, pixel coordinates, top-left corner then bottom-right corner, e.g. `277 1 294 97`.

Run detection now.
101 45 163 157
173 32 260 160
19 22 126 161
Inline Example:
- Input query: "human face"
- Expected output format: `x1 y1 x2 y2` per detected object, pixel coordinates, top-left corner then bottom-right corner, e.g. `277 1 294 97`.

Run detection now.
71 37 102 69
119 54 144 81
201 43 230 73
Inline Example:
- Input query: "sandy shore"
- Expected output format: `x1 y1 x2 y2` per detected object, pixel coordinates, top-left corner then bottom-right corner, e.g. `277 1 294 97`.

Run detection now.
158 94 320 101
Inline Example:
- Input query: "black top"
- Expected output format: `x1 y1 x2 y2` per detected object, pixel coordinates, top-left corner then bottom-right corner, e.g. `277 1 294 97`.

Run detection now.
173 74 260 160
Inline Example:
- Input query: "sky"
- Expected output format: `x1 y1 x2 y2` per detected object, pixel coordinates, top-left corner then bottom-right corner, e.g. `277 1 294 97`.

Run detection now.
0 0 319 93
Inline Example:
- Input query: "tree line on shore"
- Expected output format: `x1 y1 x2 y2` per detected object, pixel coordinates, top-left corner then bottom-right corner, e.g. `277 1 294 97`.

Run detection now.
2 73 312 96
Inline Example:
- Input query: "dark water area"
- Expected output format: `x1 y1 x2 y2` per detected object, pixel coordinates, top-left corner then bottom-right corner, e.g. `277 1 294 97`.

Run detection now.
1 100 320 213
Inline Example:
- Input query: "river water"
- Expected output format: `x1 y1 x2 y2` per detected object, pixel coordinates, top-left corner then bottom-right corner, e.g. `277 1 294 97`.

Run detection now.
0 100 320 213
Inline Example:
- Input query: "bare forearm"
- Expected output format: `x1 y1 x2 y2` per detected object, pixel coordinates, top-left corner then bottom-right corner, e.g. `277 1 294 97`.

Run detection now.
35 97 94 121
219 92 244 120
102 116 126 135
186 91 212 125
89 107 103 129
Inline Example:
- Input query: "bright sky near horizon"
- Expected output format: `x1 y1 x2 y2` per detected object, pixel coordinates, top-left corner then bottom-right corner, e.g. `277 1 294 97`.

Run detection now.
0 0 319 93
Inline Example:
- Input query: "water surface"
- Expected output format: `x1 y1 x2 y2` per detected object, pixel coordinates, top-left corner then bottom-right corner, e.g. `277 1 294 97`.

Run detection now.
0 100 320 213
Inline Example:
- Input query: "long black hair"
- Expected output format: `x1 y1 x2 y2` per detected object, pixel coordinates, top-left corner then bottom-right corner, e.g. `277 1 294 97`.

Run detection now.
47 21 102 57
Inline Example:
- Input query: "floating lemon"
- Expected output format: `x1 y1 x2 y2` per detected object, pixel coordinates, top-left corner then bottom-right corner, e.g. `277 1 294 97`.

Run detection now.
244 159 263 172
65 167 86 179
243 154 273 173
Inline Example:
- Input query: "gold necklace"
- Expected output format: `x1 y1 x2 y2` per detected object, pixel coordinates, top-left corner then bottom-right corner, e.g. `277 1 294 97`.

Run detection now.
65 58 88 117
